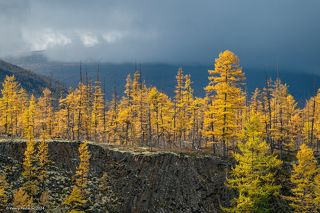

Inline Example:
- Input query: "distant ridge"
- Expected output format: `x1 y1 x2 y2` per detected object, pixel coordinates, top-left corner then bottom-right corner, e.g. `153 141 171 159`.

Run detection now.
0 59 66 97
6 52 320 106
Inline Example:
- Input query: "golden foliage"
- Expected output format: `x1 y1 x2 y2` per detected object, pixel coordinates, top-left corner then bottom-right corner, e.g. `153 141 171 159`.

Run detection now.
0 175 8 207
39 191 49 205
64 141 91 210
204 50 246 155
38 130 49 182
225 113 282 212
0 75 27 136
289 144 319 212
13 187 33 208
37 88 54 137
64 186 87 208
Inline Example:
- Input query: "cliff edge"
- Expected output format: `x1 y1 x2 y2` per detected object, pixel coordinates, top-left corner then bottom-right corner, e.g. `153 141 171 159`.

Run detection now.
0 141 230 213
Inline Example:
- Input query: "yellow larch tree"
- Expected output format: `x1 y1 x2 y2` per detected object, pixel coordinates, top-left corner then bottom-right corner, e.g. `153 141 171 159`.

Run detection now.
202 95 216 152
225 112 282 212
61 83 91 141
270 79 301 154
13 187 33 208
174 67 185 147
190 97 205 149
53 98 69 139
289 144 319 212
248 88 266 136
106 87 119 144
183 74 194 147
261 78 274 151
286 95 302 150
23 95 36 141
312 90 320 152
37 88 54 137
250 88 263 114
148 87 175 147
0 75 17 135
148 87 173 147
91 79 105 142
75 146 91 188
124 74 133 106
130 71 140 144
157 92 174 147
75 83 89 141
117 74 134 145
148 87 161 146
0 75 26 137
64 141 91 211
0 175 9 208
131 71 149 146
58 84 90 141
137 82 150 146
37 130 50 206
314 172 320 210
249 88 266 124
38 130 49 182
58 90 77 140
270 79 290 152
205 50 246 156
17 88 29 136
20 95 38 203
84 80 93 140
117 104 132 145
303 89 320 151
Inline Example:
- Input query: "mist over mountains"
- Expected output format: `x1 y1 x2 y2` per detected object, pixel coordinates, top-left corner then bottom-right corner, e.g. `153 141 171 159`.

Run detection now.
5 52 320 105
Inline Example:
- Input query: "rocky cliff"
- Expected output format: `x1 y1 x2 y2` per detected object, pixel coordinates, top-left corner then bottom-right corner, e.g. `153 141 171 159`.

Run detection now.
0 141 230 213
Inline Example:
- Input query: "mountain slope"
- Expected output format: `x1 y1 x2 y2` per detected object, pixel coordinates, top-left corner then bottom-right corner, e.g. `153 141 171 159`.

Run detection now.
14 61 320 104
6 52 320 105
0 59 65 97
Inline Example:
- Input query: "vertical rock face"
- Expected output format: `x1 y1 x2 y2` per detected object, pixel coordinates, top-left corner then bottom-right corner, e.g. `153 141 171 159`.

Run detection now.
0 141 230 213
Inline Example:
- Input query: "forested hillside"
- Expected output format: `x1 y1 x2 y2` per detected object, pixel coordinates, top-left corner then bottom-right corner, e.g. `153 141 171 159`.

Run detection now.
0 60 65 98
0 50 320 212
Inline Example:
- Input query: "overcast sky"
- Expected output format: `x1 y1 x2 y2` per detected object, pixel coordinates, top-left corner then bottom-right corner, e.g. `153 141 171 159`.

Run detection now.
1 0 320 72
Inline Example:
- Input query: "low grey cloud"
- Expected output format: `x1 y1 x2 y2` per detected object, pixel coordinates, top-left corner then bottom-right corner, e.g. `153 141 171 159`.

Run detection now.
0 0 320 73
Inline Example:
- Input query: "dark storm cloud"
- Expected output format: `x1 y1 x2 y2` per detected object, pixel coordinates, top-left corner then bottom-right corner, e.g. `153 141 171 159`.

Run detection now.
0 0 29 55
0 0 320 72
